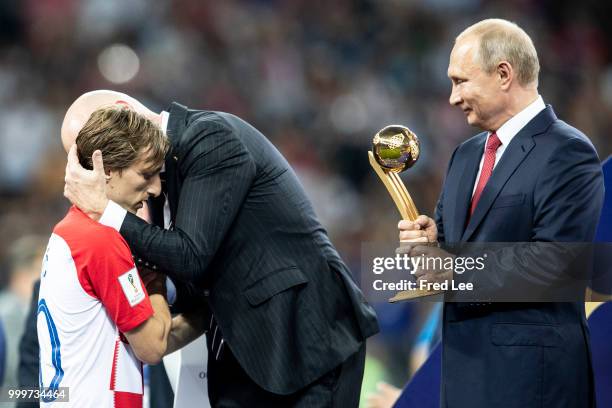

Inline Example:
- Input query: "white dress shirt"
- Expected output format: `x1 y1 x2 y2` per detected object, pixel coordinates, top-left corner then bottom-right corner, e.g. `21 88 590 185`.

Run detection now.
472 95 546 196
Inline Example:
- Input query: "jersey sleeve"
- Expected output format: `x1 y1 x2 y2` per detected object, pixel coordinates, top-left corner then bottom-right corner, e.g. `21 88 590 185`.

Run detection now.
83 228 154 333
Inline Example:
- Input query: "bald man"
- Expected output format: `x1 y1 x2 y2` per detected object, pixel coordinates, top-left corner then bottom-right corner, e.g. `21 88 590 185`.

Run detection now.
398 20 603 408
63 91 379 407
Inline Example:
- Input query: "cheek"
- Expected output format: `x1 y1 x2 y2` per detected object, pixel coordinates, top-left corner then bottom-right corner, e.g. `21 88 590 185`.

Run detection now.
129 177 149 192
460 87 474 103
465 90 483 110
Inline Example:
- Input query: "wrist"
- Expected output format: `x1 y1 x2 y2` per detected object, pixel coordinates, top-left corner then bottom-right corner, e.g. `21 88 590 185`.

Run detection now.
88 198 109 221
147 281 167 297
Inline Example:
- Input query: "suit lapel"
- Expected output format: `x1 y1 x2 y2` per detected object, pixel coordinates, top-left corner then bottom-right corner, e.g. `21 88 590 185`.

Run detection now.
448 136 485 242
461 106 557 241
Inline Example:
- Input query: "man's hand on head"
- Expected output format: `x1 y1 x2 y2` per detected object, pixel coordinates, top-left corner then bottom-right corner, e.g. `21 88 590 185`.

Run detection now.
64 145 109 220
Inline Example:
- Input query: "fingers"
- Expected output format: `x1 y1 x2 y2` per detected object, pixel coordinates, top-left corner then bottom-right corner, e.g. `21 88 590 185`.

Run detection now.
398 220 427 241
65 144 78 184
396 238 428 255
67 143 79 164
64 147 75 200
415 214 434 228
398 216 437 242
92 150 105 177
398 219 420 231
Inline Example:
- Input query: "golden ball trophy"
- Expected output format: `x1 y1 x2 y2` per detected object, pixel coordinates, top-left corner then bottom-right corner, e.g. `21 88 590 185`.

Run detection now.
369 125 420 221
369 125 441 301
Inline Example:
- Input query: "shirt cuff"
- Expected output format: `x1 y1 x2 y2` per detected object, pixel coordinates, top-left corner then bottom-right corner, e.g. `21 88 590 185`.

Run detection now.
99 200 127 232
166 277 177 306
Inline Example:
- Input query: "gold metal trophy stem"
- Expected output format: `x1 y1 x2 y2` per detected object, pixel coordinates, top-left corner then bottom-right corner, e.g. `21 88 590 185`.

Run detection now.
368 151 419 221
369 125 442 302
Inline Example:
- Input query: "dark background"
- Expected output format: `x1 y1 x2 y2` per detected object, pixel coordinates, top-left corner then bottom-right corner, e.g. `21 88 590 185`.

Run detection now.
0 0 610 402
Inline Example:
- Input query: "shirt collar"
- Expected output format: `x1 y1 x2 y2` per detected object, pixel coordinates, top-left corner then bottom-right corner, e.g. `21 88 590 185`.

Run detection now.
160 110 169 134
492 95 545 145
160 111 169 173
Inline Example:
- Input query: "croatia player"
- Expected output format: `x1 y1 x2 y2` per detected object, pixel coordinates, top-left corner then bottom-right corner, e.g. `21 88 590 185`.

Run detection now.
38 106 171 407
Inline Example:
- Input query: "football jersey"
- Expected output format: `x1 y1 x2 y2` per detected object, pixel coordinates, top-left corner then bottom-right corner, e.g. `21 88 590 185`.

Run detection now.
38 206 154 407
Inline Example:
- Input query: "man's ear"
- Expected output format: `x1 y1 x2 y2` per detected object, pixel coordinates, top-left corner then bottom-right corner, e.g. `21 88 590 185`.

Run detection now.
115 100 134 109
497 61 513 90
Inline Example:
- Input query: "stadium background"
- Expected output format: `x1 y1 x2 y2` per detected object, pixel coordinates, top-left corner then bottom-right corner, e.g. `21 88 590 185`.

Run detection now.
0 0 610 405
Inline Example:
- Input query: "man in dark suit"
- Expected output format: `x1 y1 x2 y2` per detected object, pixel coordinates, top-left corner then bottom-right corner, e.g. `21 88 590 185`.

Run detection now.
399 19 604 407
62 90 379 406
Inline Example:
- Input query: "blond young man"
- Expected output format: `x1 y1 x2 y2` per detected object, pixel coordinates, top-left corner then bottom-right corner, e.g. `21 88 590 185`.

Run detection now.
38 106 171 407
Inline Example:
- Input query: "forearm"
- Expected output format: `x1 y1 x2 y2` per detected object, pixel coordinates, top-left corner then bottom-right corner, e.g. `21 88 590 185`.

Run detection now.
121 213 210 282
127 294 172 365
147 294 172 355
165 313 207 355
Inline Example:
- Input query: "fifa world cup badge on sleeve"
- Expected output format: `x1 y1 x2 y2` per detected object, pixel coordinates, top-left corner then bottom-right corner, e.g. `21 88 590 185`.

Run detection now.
119 268 146 306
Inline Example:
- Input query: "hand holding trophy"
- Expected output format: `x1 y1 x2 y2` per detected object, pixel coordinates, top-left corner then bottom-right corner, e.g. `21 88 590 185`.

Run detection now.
369 125 442 301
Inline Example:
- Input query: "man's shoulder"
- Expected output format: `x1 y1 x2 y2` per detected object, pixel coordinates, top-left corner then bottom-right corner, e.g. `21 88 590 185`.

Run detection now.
545 119 596 150
171 102 239 133
54 208 130 256
455 131 487 155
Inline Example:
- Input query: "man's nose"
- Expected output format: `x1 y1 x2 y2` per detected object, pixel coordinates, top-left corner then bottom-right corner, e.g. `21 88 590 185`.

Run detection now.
148 174 162 197
449 85 462 106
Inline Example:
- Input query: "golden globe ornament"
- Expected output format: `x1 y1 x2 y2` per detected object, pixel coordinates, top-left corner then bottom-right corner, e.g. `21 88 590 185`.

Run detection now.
372 125 420 173
368 125 420 221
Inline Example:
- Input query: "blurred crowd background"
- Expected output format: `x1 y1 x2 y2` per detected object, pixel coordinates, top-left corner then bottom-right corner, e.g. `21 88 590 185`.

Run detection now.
0 0 611 404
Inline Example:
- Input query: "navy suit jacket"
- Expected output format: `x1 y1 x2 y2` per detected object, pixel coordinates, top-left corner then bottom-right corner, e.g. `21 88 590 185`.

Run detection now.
435 106 604 408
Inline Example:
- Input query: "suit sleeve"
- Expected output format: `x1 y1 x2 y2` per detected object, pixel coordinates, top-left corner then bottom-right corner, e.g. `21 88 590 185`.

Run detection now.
120 122 256 284
531 137 604 242
452 136 604 301
435 145 460 244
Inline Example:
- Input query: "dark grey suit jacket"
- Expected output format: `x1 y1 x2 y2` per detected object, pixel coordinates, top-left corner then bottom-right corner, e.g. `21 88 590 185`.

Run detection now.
120 103 379 394
436 106 604 408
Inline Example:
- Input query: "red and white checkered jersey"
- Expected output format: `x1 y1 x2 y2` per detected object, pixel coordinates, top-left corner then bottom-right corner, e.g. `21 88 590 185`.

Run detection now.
38 207 154 407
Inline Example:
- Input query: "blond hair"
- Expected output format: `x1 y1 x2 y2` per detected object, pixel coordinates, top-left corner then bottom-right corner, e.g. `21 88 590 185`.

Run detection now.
457 19 540 87
76 105 169 174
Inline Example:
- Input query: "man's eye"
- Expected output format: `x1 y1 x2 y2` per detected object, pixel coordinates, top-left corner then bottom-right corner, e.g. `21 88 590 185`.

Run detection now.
142 173 153 180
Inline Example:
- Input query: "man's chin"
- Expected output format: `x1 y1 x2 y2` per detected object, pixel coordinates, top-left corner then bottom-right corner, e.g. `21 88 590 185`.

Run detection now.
466 115 482 128
123 204 139 214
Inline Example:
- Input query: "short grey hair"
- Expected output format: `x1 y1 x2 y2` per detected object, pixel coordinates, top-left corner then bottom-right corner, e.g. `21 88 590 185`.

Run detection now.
457 19 540 87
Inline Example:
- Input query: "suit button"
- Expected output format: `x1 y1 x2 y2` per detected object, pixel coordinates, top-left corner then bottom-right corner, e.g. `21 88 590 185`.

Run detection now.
203 290 210 297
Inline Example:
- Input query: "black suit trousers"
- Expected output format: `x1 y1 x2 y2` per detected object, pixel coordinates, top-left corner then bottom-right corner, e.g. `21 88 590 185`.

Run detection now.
207 342 366 407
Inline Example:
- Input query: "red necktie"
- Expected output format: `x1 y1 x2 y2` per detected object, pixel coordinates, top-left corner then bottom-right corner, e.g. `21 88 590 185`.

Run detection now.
470 133 502 215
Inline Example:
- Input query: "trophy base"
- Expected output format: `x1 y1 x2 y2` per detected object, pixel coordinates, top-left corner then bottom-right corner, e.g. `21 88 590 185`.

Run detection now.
389 289 443 302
